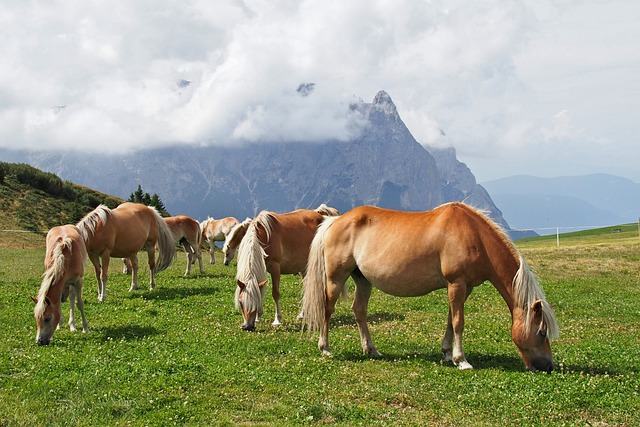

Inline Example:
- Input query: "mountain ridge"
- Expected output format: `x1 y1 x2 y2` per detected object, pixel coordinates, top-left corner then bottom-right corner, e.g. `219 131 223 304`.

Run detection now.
481 173 640 235
1 91 510 234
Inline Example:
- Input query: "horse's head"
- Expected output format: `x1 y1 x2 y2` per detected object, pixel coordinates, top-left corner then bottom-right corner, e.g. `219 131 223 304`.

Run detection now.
235 279 267 331
223 220 250 265
222 241 236 266
511 301 556 372
32 296 60 346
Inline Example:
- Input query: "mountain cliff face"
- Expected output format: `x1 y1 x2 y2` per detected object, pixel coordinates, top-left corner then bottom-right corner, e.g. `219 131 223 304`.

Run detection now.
7 91 509 229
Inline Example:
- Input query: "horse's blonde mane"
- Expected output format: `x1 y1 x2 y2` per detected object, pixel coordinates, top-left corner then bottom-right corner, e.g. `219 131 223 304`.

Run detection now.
76 204 111 241
234 216 269 313
513 257 560 340
455 202 559 340
34 237 73 318
314 204 339 216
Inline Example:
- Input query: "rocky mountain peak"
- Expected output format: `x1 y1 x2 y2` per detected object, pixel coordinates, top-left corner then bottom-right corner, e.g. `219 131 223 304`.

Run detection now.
12 90 510 231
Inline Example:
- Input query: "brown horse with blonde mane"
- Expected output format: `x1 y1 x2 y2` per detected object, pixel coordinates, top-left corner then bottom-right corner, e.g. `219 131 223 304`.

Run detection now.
32 225 89 345
200 216 240 264
164 215 204 276
234 205 339 330
77 202 176 301
302 203 559 372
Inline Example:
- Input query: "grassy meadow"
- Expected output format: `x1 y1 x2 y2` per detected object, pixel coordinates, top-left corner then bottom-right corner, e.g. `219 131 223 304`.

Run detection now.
1 225 639 426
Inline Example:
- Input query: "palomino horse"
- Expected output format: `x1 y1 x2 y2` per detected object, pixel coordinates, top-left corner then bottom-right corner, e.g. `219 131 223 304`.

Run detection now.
234 205 339 330
164 215 204 276
32 225 89 345
302 203 559 372
76 202 176 301
223 205 339 266
200 216 240 264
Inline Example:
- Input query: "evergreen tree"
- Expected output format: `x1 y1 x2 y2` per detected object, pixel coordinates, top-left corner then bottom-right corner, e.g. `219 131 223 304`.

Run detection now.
127 185 170 217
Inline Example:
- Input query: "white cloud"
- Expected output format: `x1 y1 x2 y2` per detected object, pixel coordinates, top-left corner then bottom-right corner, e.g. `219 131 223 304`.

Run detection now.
0 0 638 181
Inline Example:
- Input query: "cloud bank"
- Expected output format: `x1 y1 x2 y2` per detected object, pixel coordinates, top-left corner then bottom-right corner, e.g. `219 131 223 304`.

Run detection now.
0 1 638 181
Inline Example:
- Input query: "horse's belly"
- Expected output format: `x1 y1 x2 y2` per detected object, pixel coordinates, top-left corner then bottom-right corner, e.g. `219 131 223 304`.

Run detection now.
360 267 446 297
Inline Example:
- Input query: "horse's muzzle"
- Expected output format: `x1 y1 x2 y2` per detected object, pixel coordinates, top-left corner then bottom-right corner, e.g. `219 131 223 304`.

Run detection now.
241 324 256 332
36 337 51 346
529 357 554 373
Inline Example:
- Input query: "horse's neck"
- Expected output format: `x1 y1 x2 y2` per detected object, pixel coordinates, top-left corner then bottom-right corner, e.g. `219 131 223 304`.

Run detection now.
485 247 521 314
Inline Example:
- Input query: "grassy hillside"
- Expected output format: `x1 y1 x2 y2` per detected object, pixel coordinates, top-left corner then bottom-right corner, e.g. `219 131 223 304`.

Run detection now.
0 162 124 249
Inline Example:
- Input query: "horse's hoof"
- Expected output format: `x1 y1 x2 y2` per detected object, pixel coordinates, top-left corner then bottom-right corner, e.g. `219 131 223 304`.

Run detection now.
457 361 474 370
321 349 332 356
272 320 282 327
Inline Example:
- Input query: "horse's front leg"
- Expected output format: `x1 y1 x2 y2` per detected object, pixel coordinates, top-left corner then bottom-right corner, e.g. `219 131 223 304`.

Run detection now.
209 242 216 265
74 280 89 333
446 281 473 370
352 275 381 357
270 268 282 326
68 285 77 331
128 254 139 291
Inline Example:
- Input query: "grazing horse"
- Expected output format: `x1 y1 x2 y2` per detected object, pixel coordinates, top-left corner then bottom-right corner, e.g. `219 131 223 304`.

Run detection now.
164 215 204 276
221 218 252 266
32 225 89 345
76 202 176 301
200 216 240 264
302 203 559 372
234 205 339 330
223 205 338 267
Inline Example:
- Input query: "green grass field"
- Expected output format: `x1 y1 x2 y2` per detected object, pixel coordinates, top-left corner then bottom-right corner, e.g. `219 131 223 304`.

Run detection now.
1 227 639 426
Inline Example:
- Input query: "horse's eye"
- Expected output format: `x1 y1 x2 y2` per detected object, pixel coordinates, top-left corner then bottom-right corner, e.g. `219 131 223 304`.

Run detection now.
44 317 52 324
538 329 547 338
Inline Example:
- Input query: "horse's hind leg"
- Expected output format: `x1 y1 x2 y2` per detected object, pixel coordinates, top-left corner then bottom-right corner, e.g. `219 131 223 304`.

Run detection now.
192 242 204 274
181 241 192 276
128 255 140 291
351 274 381 357
147 246 157 290
89 254 105 302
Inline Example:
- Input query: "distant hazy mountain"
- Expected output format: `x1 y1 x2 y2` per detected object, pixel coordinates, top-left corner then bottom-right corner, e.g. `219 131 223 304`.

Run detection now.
1 91 510 234
481 174 640 235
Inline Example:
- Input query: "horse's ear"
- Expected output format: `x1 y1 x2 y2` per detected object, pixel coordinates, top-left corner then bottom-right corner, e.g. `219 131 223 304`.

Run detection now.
44 297 52 306
258 280 267 288
236 280 246 290
31 296 38 304
531 300 543 315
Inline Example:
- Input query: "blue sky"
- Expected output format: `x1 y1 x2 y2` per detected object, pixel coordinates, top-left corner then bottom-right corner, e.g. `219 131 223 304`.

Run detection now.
1 1 638 182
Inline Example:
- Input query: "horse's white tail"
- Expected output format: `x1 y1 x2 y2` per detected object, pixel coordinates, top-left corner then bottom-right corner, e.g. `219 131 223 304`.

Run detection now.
302 216 340 333
151 208 177 273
